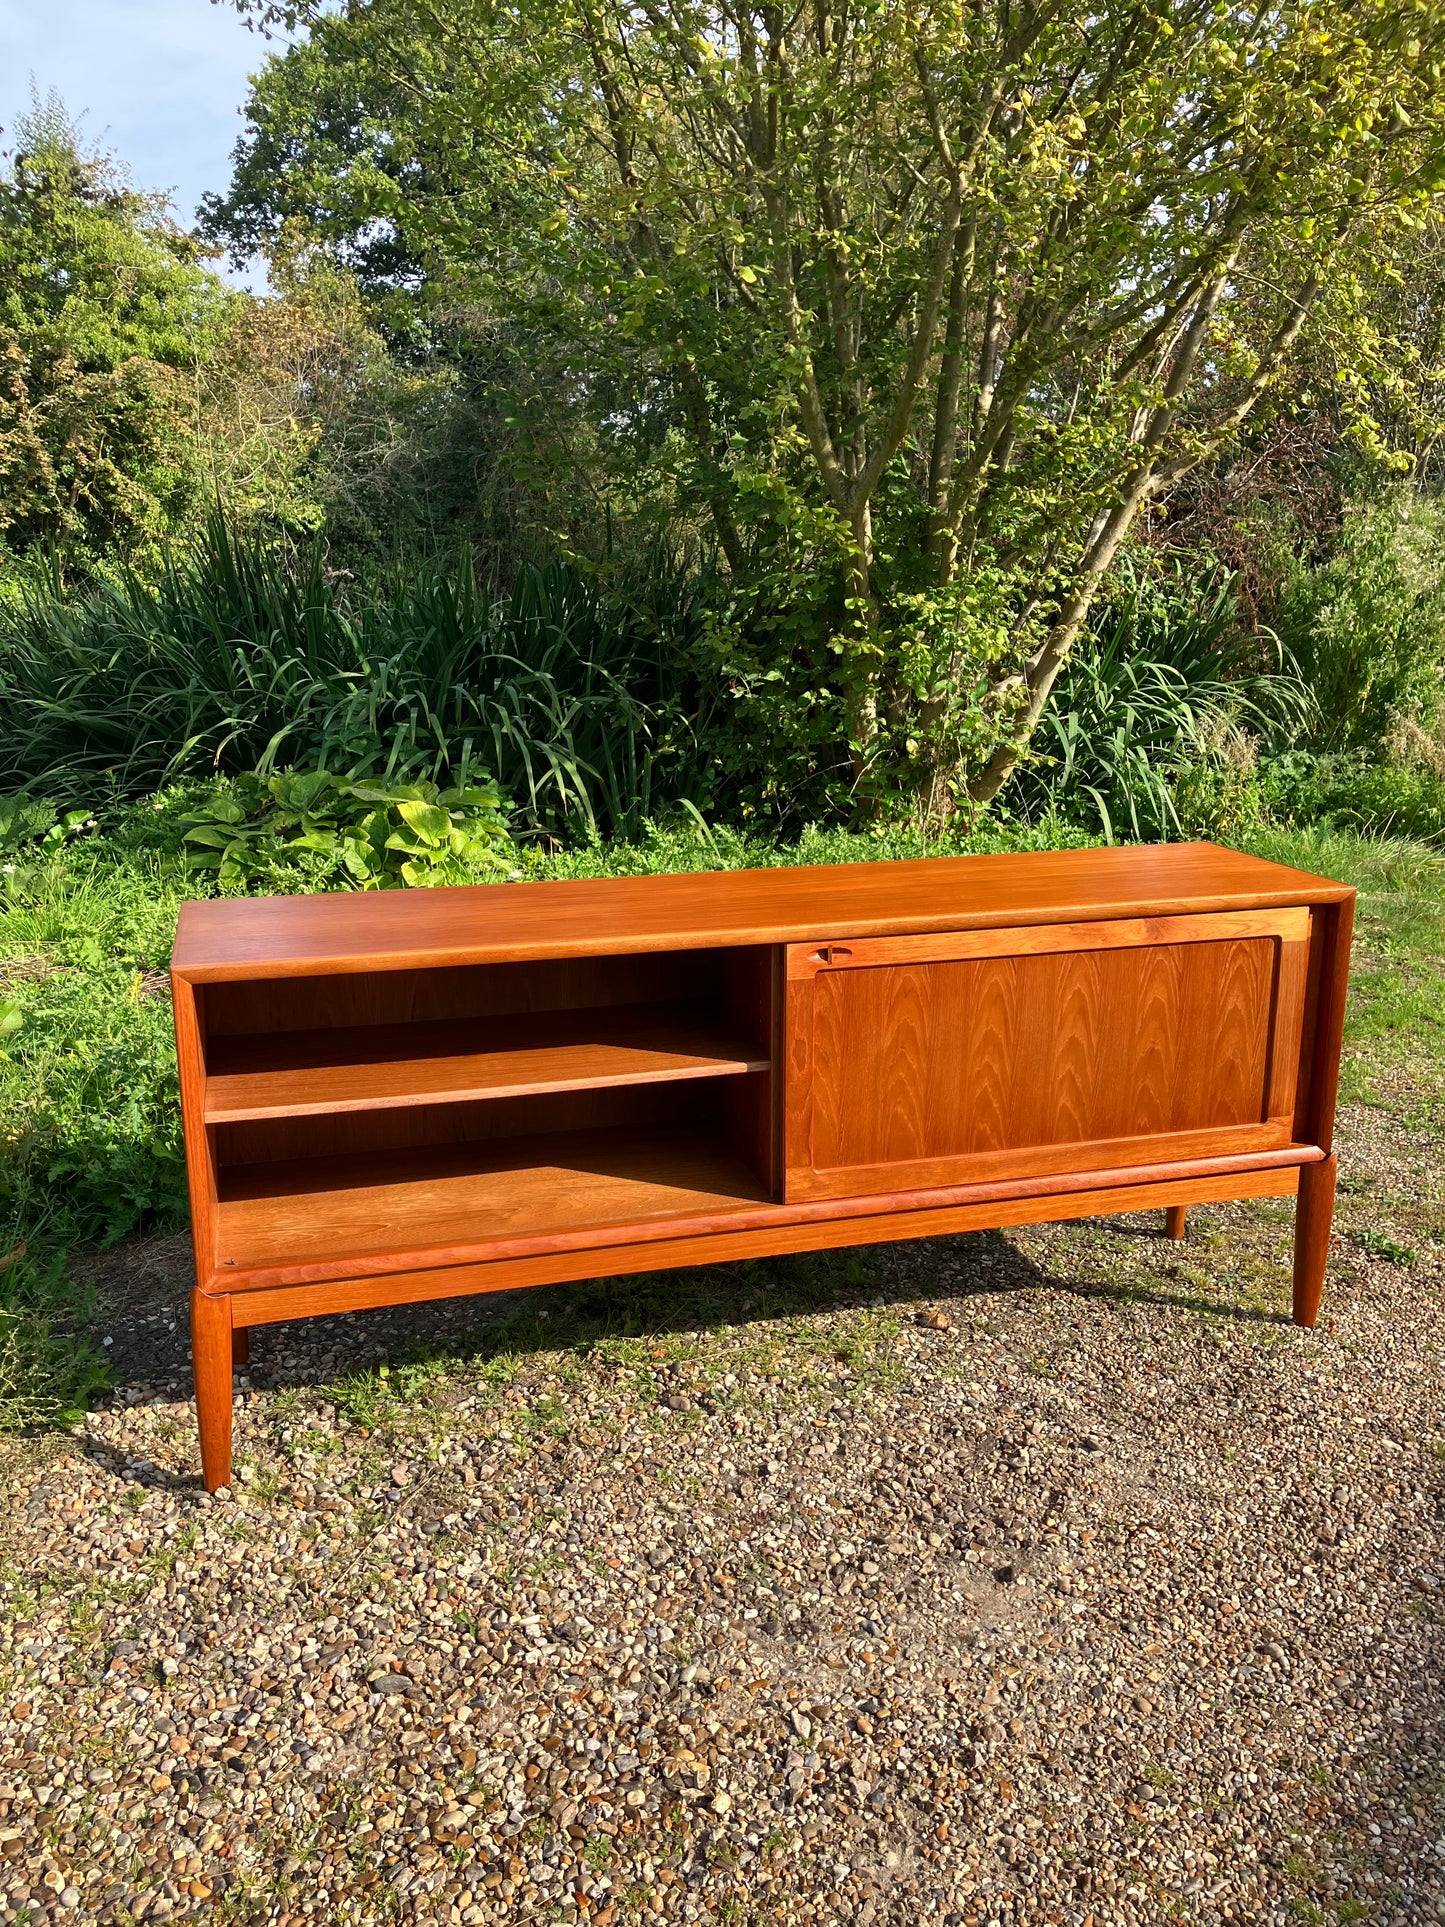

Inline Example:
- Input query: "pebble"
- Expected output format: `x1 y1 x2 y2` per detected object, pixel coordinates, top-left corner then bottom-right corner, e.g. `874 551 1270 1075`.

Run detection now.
1 1091 1441 1925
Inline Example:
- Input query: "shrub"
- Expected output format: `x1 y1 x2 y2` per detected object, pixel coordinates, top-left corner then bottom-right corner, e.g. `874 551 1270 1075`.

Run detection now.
0 792 96 900
0 518 716 839
176 769 513 891
1262 752 1445 845
1274 491 1445 748
1007 558 1314 841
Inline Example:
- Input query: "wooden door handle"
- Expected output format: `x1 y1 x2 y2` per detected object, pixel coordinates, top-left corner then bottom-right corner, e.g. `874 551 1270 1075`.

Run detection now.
812 946 853 965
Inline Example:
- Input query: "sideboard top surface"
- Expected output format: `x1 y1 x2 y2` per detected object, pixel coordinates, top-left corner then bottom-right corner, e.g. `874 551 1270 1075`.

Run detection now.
172 841 1354 981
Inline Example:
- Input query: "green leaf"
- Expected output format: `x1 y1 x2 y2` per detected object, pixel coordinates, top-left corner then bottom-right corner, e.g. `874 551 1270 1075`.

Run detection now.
394 800 451 845
181 825 244 850
440 784 505 810
271 771 336 813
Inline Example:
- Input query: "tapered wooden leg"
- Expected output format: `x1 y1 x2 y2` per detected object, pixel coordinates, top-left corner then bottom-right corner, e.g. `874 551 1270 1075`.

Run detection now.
191 1289 235 1491
1165 1205 1187 1241
1293 1154 1338 1328
233 1325 250 1368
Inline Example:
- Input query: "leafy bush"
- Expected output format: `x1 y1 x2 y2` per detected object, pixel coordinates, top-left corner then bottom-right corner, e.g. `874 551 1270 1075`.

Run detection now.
0 792 95 900
1274 491 1445 747
0 102 238 575
1262 752 1445 845
177 769 514 891
1008 559 1315 841
1 794 92 859
1 849 190 1260
0 518 716 838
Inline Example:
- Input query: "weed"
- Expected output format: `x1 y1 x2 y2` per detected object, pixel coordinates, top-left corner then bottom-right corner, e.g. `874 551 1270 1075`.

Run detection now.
1350 1227 1415 1266
0 1293 107 1426
326 1371 397 1432
178 769 512 891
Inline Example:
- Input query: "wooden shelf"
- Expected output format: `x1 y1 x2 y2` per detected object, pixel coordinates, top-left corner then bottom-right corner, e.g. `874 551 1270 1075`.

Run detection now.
204 1002 769 1122
214 1126 772 1275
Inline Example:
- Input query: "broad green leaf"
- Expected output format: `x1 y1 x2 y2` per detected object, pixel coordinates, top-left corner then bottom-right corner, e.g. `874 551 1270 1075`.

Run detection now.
394 800 450 844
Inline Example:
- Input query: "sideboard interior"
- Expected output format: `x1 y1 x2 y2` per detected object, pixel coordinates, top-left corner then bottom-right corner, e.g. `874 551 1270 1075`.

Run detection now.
194 944 781 1280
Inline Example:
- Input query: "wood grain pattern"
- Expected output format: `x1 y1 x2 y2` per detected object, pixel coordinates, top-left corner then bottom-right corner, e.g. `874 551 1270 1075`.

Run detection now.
190 1288 234 1491
718 947 781 1193
205 1139 1320 1294
172 843 1353 983
171 976 217 1280
1264 930 1311 1122
1291 908 1327 1144
227 1163 1302 1331
211 1074 734 1170
215 1126 773 1274
201 949 740 1036
788 928 1302 1200
790 1121 1298 1203
1293 1151 1337 1326
1299 900 1355 1156
204 1003 769 1122
784 907 1309 977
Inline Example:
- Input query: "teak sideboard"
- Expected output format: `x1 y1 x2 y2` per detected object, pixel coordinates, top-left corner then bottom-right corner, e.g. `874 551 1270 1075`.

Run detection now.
171 843 1354 1490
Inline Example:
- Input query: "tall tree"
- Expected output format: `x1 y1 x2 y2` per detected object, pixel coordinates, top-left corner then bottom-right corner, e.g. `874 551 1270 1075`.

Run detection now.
0 97 236 572
231 0 1445 815
198 34 439 337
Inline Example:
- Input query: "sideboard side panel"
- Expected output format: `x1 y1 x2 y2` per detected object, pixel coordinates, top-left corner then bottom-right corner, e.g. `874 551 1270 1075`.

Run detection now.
1297 896 1356 1156
171 975 219 1287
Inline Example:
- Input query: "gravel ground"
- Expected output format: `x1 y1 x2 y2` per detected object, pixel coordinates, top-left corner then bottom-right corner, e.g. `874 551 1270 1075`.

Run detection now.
2 1090 1443 1927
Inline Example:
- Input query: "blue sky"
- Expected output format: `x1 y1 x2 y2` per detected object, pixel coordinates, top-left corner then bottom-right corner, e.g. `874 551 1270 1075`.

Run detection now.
1 0 280 278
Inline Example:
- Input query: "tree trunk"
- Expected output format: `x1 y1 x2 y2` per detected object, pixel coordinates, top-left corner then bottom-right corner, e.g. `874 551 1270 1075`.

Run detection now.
966 483 1151 804
844 503 881 778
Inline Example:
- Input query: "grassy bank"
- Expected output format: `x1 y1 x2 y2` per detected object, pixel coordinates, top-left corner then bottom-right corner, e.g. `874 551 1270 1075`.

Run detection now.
2 809 1442 1425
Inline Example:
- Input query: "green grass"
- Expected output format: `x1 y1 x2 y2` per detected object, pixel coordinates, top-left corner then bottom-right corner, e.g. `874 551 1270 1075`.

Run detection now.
3 801 1443 1425
1248 823 1445 1099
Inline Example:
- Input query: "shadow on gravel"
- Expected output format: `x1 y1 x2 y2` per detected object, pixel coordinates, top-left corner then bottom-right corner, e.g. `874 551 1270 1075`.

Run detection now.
75 1205 1286 1434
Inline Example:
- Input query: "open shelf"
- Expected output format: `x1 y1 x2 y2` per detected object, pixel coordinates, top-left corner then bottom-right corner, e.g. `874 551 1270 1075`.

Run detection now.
204 1001 770 1123
214 1125 771 1274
